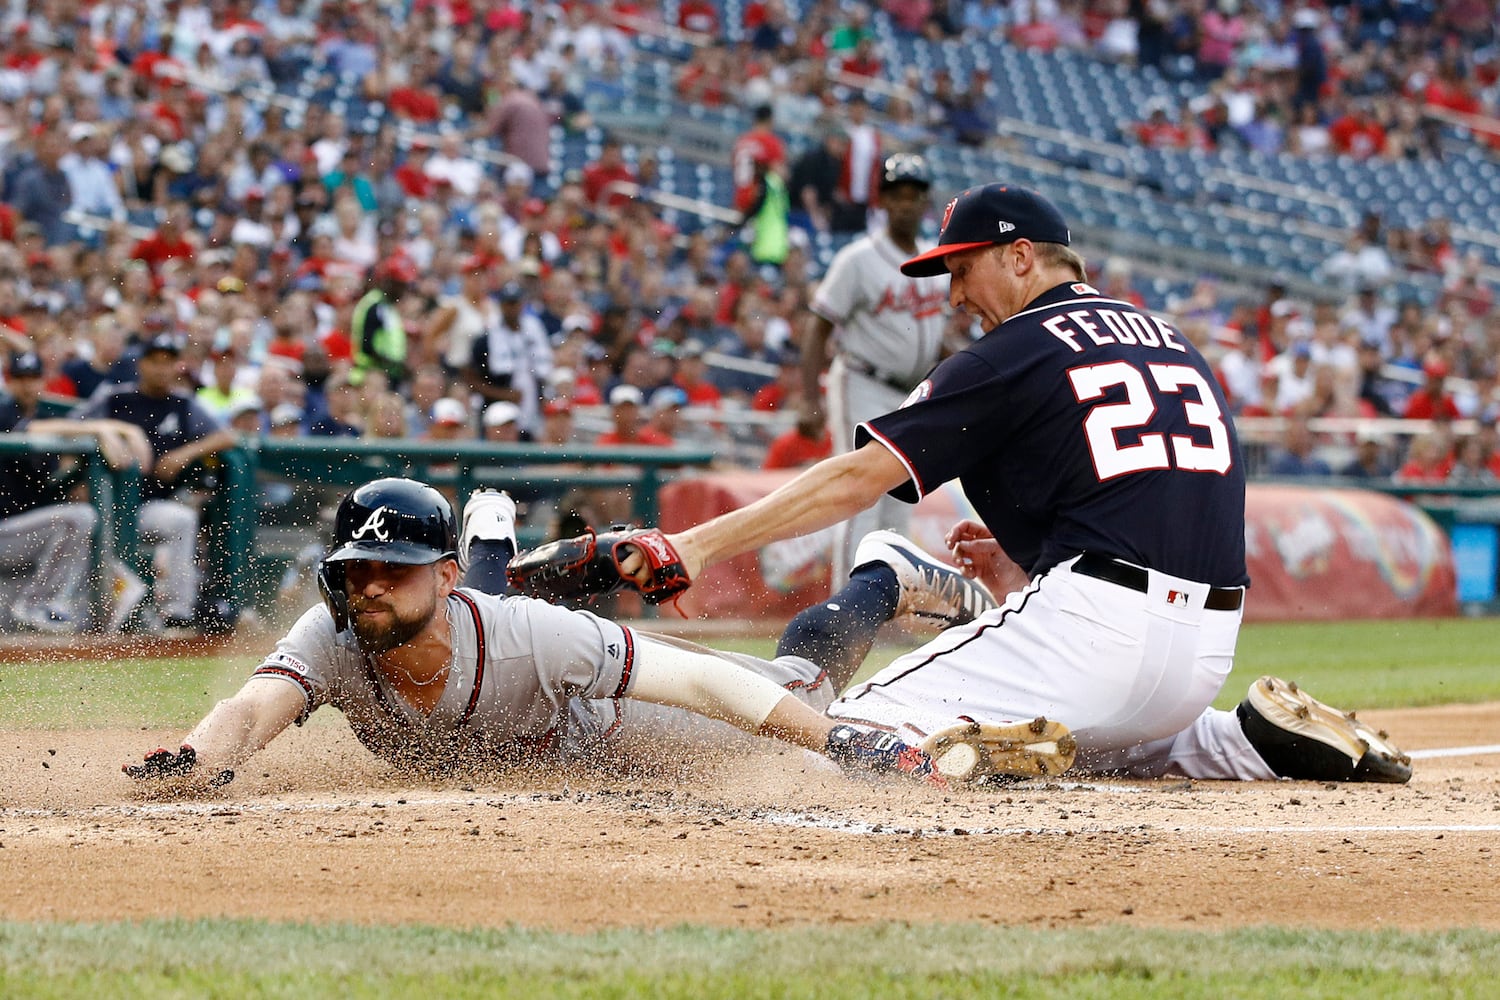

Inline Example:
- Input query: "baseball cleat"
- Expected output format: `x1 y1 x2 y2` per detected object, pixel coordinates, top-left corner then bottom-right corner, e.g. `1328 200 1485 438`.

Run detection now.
1238 675 1412 784
853 530 996 630
459 488 517 572
921 716 1077 783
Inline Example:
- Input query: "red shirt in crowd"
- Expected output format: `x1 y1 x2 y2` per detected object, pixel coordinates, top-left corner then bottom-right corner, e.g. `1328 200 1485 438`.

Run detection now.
676 377 721 407
762 426 832 469
1394 455 1452 483
130 231 195 272
1328 114 1387 157
582 160 637 208
677 0 719 33
596 426 674 446
389 86 442 123
1402 388 1462 421
394 160 434 198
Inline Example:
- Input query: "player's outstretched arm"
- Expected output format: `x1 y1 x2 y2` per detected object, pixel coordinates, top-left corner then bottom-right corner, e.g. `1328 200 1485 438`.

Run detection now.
624 443 909 585
625 637 832 750
124 676 306 792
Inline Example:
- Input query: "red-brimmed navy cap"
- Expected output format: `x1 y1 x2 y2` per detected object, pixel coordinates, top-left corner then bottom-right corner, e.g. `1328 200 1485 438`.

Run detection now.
900 184 1071 277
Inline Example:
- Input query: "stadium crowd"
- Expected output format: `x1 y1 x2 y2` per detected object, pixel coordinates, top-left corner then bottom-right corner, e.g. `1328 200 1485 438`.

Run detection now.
1 0 1498 637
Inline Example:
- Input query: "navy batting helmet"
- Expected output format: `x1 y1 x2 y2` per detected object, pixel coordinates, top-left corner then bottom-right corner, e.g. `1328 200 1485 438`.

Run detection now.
317 478 457 630
879 153 932 191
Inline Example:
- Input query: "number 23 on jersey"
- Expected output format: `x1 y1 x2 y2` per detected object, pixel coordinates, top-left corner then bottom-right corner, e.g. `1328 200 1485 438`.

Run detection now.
1069 360 1234 481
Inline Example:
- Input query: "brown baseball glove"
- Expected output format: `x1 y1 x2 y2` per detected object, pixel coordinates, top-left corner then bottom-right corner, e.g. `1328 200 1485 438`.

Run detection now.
506 527 691 605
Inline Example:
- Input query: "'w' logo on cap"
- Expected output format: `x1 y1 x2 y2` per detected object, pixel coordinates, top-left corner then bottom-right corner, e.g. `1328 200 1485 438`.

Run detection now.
939 197 958 233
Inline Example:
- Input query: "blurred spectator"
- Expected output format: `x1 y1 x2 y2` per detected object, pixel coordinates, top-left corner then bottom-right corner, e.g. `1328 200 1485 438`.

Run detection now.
1328 99 1387 158
1319 237 1393 292
673 339 722 407
1340 427 1396 480
430 255 501 377
351 254 416 387
596 384 671 445
308 374 363 438
425 397 473 441
11 130 73 247
739 156 792 268
466 282 553 440
488 68 552 176
732 105 787 216
838 94 884 234
788 127 853 234
582 134 637 211
1395 430 1453 484
763 415 833 470
1402 358 1462 421
645 385 687 444
1447 435 1496 485
1266 415 1333 476
482 401 523 444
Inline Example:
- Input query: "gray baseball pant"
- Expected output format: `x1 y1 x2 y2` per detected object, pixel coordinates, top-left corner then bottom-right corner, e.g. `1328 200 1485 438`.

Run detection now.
139 499 200 621
0 503 97 629
827 356 915 587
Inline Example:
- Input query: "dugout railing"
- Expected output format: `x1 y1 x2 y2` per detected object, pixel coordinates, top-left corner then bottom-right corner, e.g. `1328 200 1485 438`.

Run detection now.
5 433 1497 627
2 435 713 630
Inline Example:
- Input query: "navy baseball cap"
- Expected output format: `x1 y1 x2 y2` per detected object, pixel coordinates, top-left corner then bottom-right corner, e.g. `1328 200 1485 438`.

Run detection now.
900 184 1071 277
7 351 42 378
142 332 183 356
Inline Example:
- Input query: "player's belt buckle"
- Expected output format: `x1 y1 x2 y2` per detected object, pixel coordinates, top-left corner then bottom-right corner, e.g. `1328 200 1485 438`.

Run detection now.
1073 553 1243 612
844 355 914 393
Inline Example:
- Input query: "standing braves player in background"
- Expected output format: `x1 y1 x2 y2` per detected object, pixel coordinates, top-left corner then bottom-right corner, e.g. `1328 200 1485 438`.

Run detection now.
616 183 1409 785
800 153 952 586
125 479 1041 792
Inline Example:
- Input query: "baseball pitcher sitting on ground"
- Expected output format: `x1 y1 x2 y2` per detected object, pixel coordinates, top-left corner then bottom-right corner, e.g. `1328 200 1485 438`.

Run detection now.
582 182 1409 787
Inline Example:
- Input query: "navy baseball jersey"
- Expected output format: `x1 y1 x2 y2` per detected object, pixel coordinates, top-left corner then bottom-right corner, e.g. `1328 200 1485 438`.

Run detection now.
75 387 224 500
0 398 68 517
857 281 1247 587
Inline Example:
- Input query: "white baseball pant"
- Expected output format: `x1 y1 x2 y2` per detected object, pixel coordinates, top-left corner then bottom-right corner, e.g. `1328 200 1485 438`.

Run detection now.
139 499 200 621
0 503 97 629
827 356 915 586
826 555 1277 780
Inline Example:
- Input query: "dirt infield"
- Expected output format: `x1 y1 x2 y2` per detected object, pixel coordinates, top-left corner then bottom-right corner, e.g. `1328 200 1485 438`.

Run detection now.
2 702 1497 932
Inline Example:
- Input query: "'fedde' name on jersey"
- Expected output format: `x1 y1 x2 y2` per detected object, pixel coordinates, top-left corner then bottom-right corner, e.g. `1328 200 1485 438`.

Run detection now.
1040 301 1188 355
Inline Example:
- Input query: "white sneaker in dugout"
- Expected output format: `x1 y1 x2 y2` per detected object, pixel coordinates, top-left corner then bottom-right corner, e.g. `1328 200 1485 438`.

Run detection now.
107 564 148 634
921 717 1078 782
852 530 997 629
460 489 518 571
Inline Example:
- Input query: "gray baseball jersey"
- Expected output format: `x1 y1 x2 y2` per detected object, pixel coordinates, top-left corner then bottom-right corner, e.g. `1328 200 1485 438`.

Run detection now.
811 229 948 389
812 229 949 584
253 589 833 765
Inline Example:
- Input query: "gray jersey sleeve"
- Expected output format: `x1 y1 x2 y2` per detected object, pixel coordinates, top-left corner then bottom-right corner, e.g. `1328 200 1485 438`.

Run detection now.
251 605 344 724
515 597 636 705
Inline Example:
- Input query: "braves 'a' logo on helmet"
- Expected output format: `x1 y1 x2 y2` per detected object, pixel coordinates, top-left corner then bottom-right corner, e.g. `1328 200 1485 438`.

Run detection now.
350 506 393 542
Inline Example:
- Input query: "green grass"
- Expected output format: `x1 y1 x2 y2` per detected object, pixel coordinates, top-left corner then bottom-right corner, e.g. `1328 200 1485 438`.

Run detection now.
0 921 1496 999
2 625 1498 993
0 655 256 729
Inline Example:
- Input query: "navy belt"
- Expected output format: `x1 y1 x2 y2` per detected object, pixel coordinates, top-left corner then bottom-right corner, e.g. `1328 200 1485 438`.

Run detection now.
843 355 916 393
1073 553 1243 612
